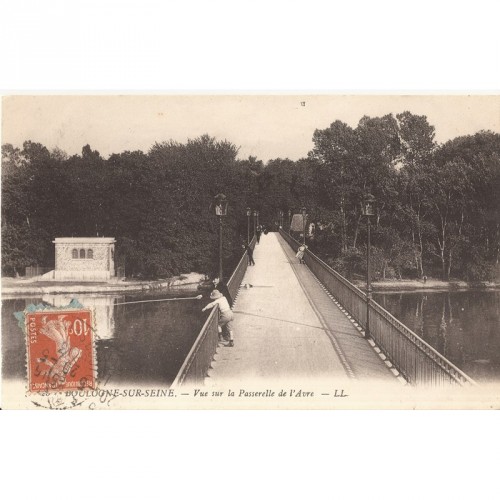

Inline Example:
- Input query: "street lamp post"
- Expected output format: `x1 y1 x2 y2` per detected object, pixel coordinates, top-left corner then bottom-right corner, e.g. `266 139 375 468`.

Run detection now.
362 194 375 339
253 209 257 236
246 207 251 244
256 210 260 228
279 210 283 228
214 193 228 281
301 207 307 245
288 209 292 233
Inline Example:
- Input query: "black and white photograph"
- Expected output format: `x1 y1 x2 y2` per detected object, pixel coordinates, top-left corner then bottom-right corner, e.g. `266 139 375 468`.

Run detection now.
2 94 499 409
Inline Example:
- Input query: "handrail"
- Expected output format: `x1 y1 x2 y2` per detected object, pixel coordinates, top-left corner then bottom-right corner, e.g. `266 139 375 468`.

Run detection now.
172 236 257 387
171 304 219 387
279 229 476 386
227 236 256 302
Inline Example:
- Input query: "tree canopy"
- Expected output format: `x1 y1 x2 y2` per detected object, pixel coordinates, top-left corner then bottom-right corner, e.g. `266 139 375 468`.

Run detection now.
2 114 499 282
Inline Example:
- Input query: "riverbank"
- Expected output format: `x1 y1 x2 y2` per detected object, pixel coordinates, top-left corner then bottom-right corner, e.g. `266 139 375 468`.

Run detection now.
1 272 205 297
353 278 500 291
4 274 498 297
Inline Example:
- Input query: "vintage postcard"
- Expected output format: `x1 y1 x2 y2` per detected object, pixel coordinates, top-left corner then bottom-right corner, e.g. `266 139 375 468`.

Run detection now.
1 94 499 409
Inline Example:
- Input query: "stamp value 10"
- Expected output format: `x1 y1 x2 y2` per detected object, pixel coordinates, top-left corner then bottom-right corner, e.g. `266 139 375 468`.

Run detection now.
26 309 96 393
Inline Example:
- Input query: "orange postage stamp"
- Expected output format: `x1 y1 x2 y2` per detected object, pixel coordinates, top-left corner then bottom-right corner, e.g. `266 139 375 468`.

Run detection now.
25 308 96 393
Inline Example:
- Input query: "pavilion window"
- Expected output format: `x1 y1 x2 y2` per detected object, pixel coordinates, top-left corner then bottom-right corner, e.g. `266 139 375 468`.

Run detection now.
80 249 86 259
87 249 93 259
72 249 78 259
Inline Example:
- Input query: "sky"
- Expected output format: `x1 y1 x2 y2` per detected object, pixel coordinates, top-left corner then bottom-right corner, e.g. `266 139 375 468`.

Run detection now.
2 95 499 162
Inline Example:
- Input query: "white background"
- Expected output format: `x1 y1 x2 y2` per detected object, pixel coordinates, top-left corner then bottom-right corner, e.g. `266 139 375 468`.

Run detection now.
1 1 499 499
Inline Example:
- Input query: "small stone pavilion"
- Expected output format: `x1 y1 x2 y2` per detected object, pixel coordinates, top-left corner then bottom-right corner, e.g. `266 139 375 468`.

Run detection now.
50 237 116 281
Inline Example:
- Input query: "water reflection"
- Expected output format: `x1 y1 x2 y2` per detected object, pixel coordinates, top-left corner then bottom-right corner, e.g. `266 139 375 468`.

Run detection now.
2 292 209 387
41 294 116 340
373 290 500 382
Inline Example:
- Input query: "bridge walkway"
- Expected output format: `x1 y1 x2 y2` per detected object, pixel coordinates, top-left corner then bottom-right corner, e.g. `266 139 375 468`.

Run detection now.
207 232 395 385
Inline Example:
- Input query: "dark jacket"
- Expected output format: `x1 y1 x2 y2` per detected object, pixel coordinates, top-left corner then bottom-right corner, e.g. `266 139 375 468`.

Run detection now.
244 244 254 257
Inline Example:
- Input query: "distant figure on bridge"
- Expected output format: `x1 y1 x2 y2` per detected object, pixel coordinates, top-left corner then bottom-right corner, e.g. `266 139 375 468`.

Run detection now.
256 225 262 244
243 243 255 266
296 244 307 264
202 289 235 347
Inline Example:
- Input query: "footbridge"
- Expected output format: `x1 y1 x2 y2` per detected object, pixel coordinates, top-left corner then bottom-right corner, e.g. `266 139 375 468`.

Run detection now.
173 231 475 388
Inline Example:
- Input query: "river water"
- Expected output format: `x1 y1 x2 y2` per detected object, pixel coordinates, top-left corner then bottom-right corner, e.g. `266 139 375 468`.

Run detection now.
373 290 500 382
2 291 211 387
3 289 499 386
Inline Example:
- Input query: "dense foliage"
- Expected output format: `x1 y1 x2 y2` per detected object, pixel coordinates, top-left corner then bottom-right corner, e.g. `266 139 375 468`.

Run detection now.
2 112 499 282
1 136 259 279
257 114 500 282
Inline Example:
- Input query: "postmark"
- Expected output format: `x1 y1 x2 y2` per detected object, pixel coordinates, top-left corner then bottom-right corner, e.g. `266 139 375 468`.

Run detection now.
21 303 96 393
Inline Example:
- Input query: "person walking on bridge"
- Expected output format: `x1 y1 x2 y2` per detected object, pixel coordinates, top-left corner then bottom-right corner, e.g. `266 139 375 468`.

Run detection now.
202 289 235 347
243 243 255 266
296 244 307 264
256 225 262 244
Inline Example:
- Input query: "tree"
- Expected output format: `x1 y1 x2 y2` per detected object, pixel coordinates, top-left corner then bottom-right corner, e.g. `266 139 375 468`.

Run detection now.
1 142 67 274
355 114 401 249
396 112 437 277
427 132 500 279
309 120 360 252
426 158 472 279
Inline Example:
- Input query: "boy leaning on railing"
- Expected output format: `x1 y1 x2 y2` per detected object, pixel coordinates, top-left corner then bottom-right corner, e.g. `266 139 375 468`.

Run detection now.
202 290 235 347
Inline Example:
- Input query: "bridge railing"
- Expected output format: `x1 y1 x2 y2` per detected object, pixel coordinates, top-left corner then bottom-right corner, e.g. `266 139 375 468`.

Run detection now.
227 237 256 302
172 236 256 387
279 229 476 386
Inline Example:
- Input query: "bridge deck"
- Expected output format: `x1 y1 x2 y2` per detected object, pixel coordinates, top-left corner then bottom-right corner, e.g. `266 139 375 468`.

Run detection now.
207 232 395 385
